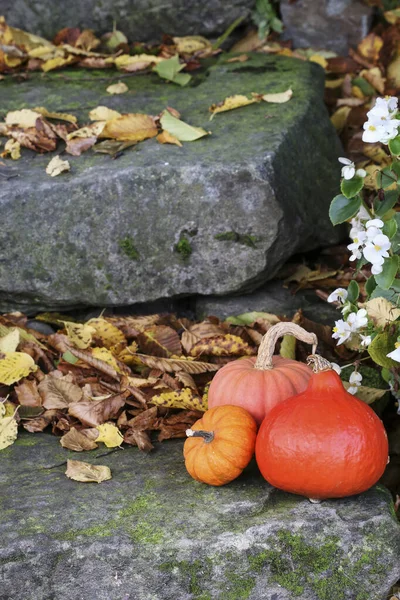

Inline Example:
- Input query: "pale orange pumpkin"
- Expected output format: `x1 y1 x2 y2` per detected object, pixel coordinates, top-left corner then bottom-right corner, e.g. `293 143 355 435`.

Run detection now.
183 405 257 486
208 322 317 425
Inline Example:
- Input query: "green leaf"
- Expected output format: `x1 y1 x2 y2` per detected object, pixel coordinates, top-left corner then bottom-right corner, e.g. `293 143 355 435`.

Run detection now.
378 167 397 189
374 256 399 290
391 160 400 179
329 194 361 225
368 332 399 368
370 286 398 301
351 77 375 97
375 189 399 217
225 312 279 326
160 111 208 142
347 280 360 304
389 135 400 156
340 176 364 199
381 367 391 383
365 275 377 297
62 351 79 365
382 217 398 239
279 335 296 360
154 55 191 86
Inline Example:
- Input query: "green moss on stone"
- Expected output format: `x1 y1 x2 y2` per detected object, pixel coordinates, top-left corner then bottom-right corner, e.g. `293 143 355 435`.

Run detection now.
214 231 258 248
174 235 192 260
223 572 256 600
118 237 140 260
160 557 213 597
129 521 164 544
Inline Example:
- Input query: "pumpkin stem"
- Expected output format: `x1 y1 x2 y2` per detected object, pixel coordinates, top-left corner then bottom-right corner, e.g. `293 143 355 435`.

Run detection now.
186 429 214 443
306 354 332 374
254 322 318 370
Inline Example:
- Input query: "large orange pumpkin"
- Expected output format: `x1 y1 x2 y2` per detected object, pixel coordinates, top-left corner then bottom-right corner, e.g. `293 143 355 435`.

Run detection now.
208 322 317 425
184 405 257 486
256 355 389 500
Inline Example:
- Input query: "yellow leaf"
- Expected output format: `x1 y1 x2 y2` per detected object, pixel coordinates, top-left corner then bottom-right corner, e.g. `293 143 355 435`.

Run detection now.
46 155 70 177
172 35 212 55
330 106 351 131
5 109 41 128
387 56 400 90
41 55 76 72
89 106 121 121
65 459 112 483
85 317 126 348
34 106 77 124
343 382 388 404
114 54 165 70
8 22 54 50
190 334 254 357
100 114 158 142
384 9 400 25
360 67 386 95
351 85 366 100
0 328 20 353
0 415 18 450
106 81 128 94
4 55 22 68
95 423 124 447
262 88 293 104
28 45 59 60
1 139 21 160
325 78 344 89
151 387 206 411
160 111 209 141
209 94 258 116
62 321 96 349
91 347 123 373
365 298 400 328
363 164 381 190
309 54 328 69
0 352 37 385
363 145 391 166
357 33 383 63
157 131 183 147
67 121 105 140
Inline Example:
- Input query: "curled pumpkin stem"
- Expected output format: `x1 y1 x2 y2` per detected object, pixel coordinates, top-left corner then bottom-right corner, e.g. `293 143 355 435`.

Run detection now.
306 354 332 374
255 322 318 371
186 429 214 443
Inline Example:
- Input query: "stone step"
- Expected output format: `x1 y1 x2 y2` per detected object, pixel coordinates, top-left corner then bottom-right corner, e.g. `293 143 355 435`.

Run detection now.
1 432 399 600
0 53 343 313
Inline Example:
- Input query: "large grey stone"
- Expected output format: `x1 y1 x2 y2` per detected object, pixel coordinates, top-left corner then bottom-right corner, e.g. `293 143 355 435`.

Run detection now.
280 0 373 55
0 54 343 313
1 432 400 600
1 0 254 42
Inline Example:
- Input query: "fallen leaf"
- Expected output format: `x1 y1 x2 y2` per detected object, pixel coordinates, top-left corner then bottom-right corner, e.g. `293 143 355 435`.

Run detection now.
1 139 21 160
151 387 206 411
106 81 128 94
92 139 137 156
5 109 40 128
75 29 100 52
387 56 400 90
62 321 96 349
33 106 77 124
38 375 83 409
309 54 328 69
225 312 280 326
0 352 37 385
136 354 219 374
365 298 400 327
41 55 76 72
226 54 249 63
89 106 121 121
153 54 191 86
68 394 125 427
160 111 208 142
190 334 254 357
114 53 164 71
67 121 105 140
357 33 384 63
157 131 182 147
95 423 124 447
65 459 112 483
138 325 182 357
360 67 386 94
384 9 400 25
65 136 97 156
60 427 99 451
91 347 126 374
173 35 212 55
0 414 18 450
45 155 71 177
100 114 158 142
15 379 42 406
85 318 126 348
262 88 293 103
0 328 20 353
330 106 351 131
209 94 258 117
124 429 154 452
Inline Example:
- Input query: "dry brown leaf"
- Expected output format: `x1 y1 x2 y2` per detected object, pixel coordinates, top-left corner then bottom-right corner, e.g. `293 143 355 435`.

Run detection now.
365 298 400 327
68 394 125 427
65 136 97 156
60 427 99 451
75 29 100 52
15 379 42 406
65 346 120 380
361 67 386 94
135 354 220 374
124 429 154 452
46 155 71 176
38 374 83 409
156 410 202 441
175 371 198 391
157 131 182 147
100 114 158 142
65 459 111 483
357 33 384 63
138 325 182 357
67 121 105 140
209 94 259 116
226 54 249 63
8 120 58 153
125 406 158 431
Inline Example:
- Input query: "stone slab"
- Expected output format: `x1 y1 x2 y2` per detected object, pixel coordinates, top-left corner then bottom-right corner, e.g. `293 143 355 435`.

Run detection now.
0 54 344 313
1 432 400 600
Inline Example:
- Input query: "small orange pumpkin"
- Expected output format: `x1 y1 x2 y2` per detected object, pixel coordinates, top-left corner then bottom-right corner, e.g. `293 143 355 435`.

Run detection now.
208 322 317 425
256 355 389 500
183 405 257 486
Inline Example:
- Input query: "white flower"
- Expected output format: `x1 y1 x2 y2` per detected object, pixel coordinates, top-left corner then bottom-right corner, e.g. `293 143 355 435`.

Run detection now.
338 157 356 180
332 319 352 345
360 334 372 347
367 96 398 122
347 370 362 395
366 219 384 241
347 230 367 261
330 362 341 374
363 233 391 266
387 342 400 362
327 288 348 304
362 120 400 144
356 168 367 178
371 262 384 275
366 218 384 230
347 309 368 331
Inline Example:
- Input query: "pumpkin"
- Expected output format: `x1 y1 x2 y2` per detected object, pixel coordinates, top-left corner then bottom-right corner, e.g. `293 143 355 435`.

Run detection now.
255 354 389 500
183 405 257 486
208 322 317 425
